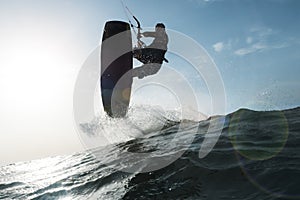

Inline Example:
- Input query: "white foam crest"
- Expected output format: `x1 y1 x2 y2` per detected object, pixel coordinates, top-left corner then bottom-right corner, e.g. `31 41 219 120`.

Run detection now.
80 104 207 148
79 104 175 146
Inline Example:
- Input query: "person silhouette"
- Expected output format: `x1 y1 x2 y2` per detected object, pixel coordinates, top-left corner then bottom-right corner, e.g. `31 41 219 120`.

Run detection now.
132 23 168 79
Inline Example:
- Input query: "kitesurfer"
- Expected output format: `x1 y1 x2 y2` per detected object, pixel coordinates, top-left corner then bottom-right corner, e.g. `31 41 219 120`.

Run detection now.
132 23 168 79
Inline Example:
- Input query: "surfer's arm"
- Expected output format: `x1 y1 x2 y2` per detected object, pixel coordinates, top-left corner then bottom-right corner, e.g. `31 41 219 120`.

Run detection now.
142 31 156 38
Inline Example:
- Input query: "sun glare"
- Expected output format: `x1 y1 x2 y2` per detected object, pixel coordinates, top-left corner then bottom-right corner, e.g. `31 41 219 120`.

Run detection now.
0 26 73 117
0 17 84 163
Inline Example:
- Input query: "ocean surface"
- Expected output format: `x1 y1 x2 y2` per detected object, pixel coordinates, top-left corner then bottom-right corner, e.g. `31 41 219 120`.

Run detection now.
1 107 300 200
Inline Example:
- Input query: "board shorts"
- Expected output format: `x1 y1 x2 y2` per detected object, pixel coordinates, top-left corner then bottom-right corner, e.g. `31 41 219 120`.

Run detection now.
133 48 166 64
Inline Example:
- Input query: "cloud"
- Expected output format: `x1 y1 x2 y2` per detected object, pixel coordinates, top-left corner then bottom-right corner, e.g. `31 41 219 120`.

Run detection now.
212 39 238 53
234 42 268 56
250 26 274 38
188 0 220 5
212 26 292 56
213 42 224 52
233 26 290 56
234 41 289 56
246 37 253 44
234 48 254 56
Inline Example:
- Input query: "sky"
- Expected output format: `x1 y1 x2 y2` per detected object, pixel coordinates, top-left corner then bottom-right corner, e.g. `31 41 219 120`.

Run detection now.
0 0 299 165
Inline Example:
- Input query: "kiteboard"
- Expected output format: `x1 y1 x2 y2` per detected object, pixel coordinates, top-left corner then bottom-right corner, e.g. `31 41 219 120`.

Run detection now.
101 21 133 118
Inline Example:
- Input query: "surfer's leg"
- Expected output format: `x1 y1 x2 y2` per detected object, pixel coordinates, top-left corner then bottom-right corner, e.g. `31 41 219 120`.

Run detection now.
132 48 163 79
132 65 146 79
132 63 162 79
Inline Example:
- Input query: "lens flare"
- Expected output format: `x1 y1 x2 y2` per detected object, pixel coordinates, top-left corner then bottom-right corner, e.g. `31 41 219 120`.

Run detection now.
229 101 297 199
229 101 289 161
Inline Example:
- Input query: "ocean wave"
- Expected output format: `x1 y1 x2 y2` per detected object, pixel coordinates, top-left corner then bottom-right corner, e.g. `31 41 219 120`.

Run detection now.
1 107 300 199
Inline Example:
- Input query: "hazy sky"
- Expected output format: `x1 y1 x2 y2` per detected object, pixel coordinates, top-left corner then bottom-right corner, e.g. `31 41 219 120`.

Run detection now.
0 0 299 165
